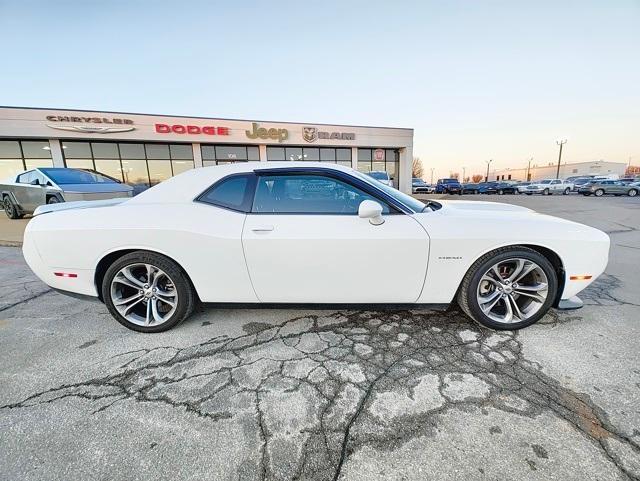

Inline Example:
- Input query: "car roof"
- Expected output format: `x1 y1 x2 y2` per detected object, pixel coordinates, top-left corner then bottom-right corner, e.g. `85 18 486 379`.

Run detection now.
127 162 358 204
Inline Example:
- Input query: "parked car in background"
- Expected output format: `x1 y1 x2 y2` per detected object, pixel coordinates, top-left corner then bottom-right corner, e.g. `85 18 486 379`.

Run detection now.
524 179 574 195
23 161 610 332
435 178 462 194
515 182 532 193
578 180 639 197
1 168 133 219
461 183 481 194
412 178 431 194
619 177 640 185
366 171 393 187
479 182 517 195
571 177 596 192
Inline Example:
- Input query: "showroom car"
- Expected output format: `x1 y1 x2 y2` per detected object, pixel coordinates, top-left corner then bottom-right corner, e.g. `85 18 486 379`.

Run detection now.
524 179 574 195
365 170 393 186
578 179 639 197
23 162 609 333
1 167 133 219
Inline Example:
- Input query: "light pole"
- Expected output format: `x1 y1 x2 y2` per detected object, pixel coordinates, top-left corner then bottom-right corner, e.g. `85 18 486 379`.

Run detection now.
430 168 435 184
527 157 533 181
555 139 567 179
462 166 466 183
485 159 493 182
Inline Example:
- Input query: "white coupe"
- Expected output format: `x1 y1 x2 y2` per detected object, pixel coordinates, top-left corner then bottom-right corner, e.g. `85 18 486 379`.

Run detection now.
23 162 610 333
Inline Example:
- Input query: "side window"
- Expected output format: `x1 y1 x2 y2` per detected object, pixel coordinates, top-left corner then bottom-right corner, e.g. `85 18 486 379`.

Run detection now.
17 171 35 184
551 180 560 184
252 174 391 215
197 174 256 212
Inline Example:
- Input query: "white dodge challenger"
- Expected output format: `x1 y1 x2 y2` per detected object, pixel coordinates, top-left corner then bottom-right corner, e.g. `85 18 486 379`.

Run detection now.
23 162 610 333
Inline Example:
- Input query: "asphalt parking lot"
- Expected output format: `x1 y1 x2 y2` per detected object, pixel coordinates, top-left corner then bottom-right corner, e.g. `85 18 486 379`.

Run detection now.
1 194 639 480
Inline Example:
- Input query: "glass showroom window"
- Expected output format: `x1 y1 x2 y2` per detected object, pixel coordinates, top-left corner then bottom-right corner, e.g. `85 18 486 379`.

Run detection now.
357 148 400 187
0 140 53 180
62 141 195 193
267 146 351 166
201 145 259 166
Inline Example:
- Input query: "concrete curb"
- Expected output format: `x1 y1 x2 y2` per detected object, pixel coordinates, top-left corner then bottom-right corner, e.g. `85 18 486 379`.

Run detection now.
0 241 22 247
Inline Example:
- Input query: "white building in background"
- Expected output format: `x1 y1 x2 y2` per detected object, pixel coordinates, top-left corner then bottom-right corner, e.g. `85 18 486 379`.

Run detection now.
0 107 414 193
490 160 627 182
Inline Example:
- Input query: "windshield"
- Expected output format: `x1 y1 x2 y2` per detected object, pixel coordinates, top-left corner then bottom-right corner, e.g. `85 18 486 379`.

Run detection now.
440 179 458 184
39 168 119 185
353 170 426 213
367 172 389 180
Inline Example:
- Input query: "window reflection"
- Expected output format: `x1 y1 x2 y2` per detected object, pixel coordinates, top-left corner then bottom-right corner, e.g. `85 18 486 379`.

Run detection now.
148 160 173 185
95 159 123 182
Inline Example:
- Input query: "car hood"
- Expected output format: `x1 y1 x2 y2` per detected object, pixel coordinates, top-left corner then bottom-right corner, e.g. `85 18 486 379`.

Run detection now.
435 200 532 213
59 183 133 193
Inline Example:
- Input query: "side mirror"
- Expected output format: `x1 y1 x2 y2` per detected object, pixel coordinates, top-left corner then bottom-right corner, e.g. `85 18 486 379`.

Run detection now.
358 200 385 225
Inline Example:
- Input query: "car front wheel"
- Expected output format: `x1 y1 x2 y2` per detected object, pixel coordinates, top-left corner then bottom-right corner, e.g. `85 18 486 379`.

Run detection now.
594 189 604 197
2 196 21 219
102 251 196 333
563 188 570 195
543 188 550 195
628 189 638 197
457 247 557 330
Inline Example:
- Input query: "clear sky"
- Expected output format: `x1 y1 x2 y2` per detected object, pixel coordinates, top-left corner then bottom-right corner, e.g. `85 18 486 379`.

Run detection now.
1 0 638 180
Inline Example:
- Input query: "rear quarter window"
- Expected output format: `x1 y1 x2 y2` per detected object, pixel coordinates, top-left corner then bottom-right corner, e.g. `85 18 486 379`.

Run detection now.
197 173 256 212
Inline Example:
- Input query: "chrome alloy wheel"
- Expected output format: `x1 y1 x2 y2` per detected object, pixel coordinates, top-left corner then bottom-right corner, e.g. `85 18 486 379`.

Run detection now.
110 263 178 327
476 258 549 324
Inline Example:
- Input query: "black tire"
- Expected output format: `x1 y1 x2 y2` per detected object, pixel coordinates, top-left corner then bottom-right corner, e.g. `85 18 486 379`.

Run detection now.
498 189 504 195
102 251 196 333
543 188 550 195
456 246 558 330
46 196 60 204
628 189 637 197
2 196 21 219
563 188 570 195
526 193 532 195
594 189 604 197
583 193 591 196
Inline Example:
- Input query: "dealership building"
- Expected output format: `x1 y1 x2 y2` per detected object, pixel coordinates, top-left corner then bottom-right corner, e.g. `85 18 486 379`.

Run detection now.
0 107 414 193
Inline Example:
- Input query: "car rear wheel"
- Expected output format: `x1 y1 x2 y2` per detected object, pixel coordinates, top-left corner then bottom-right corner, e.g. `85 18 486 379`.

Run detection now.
457 247 557 330
46 196 59 204
543 188 550 195
594 189 604 197
102 251 196 333
497 189 504 195
628 189 638 197
2 196 21 219
563 188 570 195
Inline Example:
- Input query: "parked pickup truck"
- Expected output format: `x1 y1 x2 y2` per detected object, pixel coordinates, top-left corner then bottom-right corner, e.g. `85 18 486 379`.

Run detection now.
523 179 574 195
1 167 133 219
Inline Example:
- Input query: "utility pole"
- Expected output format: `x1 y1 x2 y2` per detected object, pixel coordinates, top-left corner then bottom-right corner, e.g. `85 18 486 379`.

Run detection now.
527 157 533 181
462 166 466 183
555 139 567 179
485 159 493 182
430 168 435 184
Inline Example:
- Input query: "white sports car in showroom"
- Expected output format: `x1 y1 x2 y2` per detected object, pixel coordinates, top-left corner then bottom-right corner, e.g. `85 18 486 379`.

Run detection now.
23 162 609 333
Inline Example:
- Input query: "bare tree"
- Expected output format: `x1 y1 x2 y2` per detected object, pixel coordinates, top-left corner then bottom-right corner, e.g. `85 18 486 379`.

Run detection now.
471 174 483 183
412 157 424 178
450 172 460 180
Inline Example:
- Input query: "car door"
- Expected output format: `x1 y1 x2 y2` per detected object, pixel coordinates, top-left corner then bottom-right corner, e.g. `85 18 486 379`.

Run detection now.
549 179 561 192
241 172 430 303
13 171 47 212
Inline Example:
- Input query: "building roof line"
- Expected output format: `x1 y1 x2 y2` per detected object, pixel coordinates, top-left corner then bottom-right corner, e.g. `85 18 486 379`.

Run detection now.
0 105 414 132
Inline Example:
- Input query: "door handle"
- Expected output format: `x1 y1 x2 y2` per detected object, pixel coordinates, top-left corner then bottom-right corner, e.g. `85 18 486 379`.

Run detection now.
251 225 274 233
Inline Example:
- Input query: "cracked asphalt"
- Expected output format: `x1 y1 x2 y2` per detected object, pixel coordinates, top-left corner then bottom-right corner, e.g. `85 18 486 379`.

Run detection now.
1 195 639 480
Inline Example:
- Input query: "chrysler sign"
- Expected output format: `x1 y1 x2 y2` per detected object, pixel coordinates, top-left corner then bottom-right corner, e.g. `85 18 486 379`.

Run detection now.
46 115 136 134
